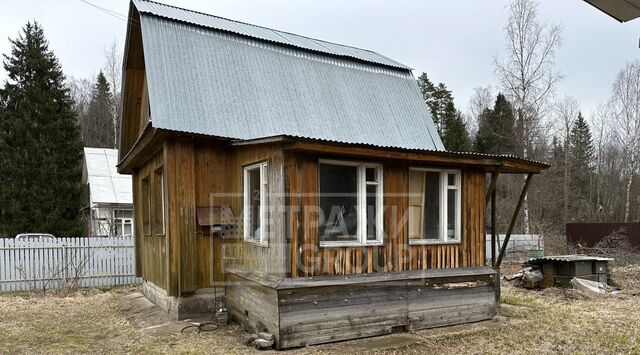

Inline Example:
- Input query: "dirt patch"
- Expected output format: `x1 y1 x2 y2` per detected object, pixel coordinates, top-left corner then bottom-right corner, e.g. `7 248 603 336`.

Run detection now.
1 269 639 354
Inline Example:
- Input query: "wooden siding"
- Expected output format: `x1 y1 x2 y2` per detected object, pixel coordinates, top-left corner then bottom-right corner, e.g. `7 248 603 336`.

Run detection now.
286 153 486 278
135 138 288 296
226 272 280 343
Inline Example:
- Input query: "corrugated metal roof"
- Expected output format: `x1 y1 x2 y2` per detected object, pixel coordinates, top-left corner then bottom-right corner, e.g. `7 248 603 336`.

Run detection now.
133 0 411 70
139 14 444 150
84 148 133 205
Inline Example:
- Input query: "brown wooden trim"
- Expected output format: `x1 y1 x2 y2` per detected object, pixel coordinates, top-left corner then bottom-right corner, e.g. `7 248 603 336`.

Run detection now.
283 140 547 174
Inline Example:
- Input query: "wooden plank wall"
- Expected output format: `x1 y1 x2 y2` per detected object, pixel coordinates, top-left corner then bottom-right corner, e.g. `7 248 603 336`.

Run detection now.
226 273 280 343
277 270 496 349
145 138 288 296
286 153 486 278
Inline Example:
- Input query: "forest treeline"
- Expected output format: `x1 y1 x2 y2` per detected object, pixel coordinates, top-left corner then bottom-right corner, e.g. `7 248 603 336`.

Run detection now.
422 0 640 237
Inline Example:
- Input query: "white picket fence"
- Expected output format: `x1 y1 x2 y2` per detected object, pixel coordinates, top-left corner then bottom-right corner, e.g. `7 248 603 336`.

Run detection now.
0 236 141 292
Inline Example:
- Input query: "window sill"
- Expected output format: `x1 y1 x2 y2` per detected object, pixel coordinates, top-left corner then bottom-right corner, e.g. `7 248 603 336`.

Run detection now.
409 240 462 246
319 241 384 248
243 239 269 248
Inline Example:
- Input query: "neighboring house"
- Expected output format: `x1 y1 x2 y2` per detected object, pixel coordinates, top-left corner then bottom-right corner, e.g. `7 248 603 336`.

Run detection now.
118 0 549 348
82 147 134 237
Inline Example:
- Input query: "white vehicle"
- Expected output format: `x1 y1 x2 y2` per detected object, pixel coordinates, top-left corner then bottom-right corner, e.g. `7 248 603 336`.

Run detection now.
14 233 56 243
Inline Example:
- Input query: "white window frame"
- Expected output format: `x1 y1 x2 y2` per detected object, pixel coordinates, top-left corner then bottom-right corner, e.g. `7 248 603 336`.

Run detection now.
408 168 461 245
113 209 134 237
243 162 268 245
318 159 384 247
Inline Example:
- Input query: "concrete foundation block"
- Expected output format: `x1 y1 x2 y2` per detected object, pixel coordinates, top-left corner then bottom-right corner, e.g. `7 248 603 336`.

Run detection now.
142 280 225 320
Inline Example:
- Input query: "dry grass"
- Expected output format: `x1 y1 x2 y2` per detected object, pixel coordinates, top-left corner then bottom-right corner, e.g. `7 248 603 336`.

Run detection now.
1 268 639 354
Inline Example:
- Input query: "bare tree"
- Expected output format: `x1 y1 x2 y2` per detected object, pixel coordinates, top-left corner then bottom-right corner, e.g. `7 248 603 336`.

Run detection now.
609 60 640 222
590 104 611 220
494 0 563 233
554 96 579 223
468 86 495 136
103 40 123 148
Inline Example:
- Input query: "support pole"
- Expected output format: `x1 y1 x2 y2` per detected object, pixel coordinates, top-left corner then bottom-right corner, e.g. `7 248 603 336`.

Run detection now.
495 173 534 268
491 185 497 268
485 172 499 208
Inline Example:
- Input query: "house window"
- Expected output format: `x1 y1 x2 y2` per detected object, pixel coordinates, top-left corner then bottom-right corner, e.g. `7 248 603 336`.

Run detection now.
244 162 268 244
408 168 461 244
141 175 151 235
152 168 165 235
318 160 383 246
114 210 134 237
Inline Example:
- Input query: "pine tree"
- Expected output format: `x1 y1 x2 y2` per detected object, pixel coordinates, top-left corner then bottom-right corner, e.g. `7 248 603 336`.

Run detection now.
81 71 115 148
441 101 471 151
474 93 517 154
417 73 454 134
0 22 84 236
569 112 595 219
417 72 470 151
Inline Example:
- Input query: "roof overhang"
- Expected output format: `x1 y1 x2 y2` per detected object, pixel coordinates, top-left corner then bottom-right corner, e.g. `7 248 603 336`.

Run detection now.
272 136 549 174
584 0 640 22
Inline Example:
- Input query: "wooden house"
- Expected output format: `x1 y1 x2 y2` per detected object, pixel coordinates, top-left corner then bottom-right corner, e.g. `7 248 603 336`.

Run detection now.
118 0 549 349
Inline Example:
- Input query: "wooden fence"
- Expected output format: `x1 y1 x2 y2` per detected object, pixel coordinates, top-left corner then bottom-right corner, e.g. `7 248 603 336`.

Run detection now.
0 236 141 292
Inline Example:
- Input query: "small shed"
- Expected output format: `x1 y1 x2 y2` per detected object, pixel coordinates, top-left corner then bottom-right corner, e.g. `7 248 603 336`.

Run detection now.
528 255 613 288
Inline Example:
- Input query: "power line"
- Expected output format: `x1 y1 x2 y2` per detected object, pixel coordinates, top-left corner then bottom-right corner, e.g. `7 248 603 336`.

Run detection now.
77 0 128 22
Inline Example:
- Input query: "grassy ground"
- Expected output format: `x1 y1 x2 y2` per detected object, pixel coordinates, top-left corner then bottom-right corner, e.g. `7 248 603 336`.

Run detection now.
1 266 639 354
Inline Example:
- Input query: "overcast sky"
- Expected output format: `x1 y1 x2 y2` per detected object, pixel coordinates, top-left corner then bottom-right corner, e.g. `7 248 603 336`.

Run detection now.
1 0 638 120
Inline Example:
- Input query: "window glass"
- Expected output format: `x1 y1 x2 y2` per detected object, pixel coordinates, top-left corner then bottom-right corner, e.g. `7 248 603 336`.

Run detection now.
366 167 377 182
366 184 377 241
247 166 261 241
115 210 133 219
319 163 359 242
423 171 441 240
447 189 458 240
141 176 150 235
152 169 164 235
448 173 456 186
244 162 268 244
409 169 461 244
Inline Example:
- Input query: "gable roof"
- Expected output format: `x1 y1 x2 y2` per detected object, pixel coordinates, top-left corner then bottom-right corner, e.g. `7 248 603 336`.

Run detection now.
83 148 132 205
130 0 444 151
134 0 411 70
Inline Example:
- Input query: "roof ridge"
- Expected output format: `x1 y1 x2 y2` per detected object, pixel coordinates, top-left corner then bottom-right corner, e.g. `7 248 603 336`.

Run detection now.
135 0 388 57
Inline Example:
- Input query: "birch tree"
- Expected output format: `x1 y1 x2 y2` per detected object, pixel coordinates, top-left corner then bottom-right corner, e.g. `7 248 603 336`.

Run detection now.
554 96 579 223
494 0 562 233
609 60 640 222
103 41 122 148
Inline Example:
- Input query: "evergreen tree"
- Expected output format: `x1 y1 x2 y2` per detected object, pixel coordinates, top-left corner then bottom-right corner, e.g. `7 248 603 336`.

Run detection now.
0 22 84 236
474 93 517 154
417 72 471 151
569 112 595 219
416 72 454 133
441 101 471 151
81 71 115 148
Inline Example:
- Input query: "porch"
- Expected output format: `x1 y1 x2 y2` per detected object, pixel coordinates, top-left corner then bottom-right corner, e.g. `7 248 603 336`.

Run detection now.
226 266 497 349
